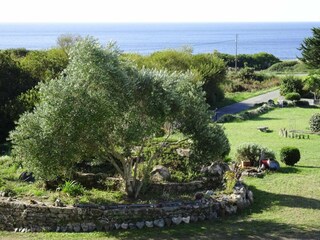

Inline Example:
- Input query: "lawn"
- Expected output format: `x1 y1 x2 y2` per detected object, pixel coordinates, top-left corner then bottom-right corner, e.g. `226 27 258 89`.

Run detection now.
1 107 320 239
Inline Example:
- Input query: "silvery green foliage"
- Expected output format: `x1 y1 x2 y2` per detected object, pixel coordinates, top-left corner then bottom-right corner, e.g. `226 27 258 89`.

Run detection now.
10 37 229 196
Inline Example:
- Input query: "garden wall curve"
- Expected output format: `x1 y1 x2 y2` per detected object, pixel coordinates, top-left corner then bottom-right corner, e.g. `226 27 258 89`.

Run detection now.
0 183 253 233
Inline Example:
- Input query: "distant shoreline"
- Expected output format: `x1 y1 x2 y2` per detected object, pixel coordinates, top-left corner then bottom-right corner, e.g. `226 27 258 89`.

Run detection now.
0 22 317 59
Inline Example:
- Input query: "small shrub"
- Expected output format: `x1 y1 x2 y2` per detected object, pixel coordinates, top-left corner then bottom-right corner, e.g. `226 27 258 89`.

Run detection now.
285 92 301 101
309 113 320 132
61 180 85 197
280 147 301 166
280 76 303 95
236 143 275 166
217 114 239 123
224 171 237 193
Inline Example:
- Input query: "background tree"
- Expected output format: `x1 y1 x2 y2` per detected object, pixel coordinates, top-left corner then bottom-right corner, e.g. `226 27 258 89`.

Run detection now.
57 34 82 55
0 52 36 143
19 49 68 82
299 27 320 68
10 38 230 198
124 50 227 108
191 54 226 107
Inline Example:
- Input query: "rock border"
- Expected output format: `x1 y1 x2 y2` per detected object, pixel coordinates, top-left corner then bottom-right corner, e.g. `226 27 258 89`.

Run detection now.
0 183 253 233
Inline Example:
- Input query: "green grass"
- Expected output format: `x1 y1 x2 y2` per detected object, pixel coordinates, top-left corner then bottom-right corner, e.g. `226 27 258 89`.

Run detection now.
1 107 320 239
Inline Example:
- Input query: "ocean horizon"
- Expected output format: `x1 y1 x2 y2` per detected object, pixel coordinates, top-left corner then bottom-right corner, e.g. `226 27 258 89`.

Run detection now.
0 22 319 59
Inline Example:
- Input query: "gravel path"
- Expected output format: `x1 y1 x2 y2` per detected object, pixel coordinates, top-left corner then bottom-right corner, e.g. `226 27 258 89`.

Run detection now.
216 89 281 120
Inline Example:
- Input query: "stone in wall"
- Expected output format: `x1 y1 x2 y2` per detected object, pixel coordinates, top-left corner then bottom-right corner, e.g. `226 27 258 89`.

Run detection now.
0 183 253 233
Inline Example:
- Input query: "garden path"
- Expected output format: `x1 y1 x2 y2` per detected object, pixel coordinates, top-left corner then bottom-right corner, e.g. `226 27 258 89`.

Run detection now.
215 89 281 120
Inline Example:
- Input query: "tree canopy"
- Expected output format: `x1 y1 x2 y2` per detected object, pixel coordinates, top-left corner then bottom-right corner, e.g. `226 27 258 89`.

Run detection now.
0 52 37 142
304 71 320 100
10 38 230 198
299 27 320 69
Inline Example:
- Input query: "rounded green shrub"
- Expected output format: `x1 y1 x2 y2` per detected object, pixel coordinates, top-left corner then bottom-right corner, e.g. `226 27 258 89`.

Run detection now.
309 113 320 132
285 92 301 101
236 143 275 166
280 147 300 166
280 76 303 95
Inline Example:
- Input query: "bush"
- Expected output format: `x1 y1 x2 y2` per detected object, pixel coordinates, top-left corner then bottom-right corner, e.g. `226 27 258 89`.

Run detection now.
280 76 303 95
280 147 301 166
267 61 299 72
285 92 301 101
309 113 320 132
217 114 239 123
236 143 275 166
61 180 85 197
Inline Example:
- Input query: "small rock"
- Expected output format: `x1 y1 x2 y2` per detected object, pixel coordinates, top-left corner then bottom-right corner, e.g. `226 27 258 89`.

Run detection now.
247 190 254 204
145 221 153 228
194 192 204 200
172 216 182 225
114 223 121 230
153 219 165 228
66 223 73 232
182 216 190 224
19 171 35 182
54 198 65 207
29 199 37 204
81 223 89 232
73 223 81 232
136 221 145 229
129 223 136 229
190 215 198 222
164 218 172 226
121 223 128 230
205 190 214 196
176 148 190 157
87 223 96 232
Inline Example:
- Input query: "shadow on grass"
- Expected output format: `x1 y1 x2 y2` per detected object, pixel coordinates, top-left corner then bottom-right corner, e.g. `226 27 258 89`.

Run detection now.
102 185 320 240
249 185 320 212
249 116 281 121
103 218 320 240
297 165 320 169
277 166 301 174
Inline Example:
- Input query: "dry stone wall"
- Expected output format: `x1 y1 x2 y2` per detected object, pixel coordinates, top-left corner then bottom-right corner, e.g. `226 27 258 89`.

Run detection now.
0 183 253 233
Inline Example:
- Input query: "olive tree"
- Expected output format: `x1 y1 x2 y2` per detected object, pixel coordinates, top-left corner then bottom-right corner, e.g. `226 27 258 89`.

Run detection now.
10 38 230 198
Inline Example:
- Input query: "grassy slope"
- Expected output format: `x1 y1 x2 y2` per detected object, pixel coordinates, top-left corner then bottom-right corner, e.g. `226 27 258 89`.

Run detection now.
1 107 320 239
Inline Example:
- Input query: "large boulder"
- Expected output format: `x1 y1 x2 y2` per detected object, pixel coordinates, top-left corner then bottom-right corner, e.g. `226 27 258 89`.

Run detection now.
150 165 171 182
201 162 230 177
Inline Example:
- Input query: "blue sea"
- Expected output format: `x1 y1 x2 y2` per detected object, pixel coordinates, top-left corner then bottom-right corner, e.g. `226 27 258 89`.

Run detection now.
0 22 319 60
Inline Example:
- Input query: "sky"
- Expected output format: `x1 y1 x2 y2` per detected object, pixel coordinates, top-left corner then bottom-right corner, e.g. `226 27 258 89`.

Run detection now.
1 0 320 23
